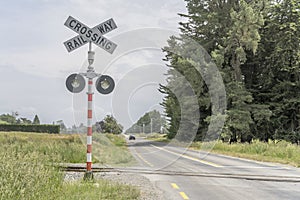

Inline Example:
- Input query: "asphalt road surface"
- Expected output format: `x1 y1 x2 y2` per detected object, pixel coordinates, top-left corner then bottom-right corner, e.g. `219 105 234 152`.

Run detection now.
126 137 300 200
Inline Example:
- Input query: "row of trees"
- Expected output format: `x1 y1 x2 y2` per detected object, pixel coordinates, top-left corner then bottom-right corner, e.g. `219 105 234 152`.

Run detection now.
125 110 166 134
160 0 300 143
0 112 124 134
0 113 60 133
61 115 123 134
0 113 40 125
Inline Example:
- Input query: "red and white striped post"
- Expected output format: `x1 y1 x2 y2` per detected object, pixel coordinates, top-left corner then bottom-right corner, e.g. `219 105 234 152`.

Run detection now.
86 78 93 174
84 42 95 180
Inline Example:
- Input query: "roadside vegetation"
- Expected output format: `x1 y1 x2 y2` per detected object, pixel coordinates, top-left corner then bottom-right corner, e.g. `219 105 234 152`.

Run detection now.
144 133 169 142
145 134 300 167
191 140 300 167
0 131 139 200
93 133 136 166
62 180 139 200
160 0 300 145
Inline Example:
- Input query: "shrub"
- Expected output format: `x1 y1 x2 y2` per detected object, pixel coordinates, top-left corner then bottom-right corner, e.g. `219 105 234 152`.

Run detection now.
0 124 60 133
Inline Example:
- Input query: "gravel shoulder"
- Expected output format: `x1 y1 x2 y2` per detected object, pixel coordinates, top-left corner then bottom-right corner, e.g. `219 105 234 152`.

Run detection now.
64 171 165 200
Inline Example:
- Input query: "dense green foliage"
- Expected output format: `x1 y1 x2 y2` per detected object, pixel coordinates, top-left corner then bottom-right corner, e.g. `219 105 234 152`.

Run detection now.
126 110 166 134
33 114 40 125
160 0 300 143
96 115 123 134
0 114 17 124
0 124 60 133
0 113 58 133
0 113 38 125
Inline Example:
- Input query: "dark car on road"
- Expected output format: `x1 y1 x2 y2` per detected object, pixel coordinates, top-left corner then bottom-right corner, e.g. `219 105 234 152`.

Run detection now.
129 135 135 140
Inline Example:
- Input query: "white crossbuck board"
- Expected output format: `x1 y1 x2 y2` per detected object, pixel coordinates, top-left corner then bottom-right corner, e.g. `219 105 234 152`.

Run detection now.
64 16 118 53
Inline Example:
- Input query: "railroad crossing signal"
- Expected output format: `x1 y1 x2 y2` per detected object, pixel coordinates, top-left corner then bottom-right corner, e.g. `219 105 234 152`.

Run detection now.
65 73 115 95
63 16 118 53
64 16 118 179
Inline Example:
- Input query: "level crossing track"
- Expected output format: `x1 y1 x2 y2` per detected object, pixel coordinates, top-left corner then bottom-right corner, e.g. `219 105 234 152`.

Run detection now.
62 165 300 183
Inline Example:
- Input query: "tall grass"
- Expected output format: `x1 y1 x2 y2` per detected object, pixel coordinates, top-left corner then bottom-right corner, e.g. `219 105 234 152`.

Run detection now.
93 134 136 166
0 132 140 200
0 132 64 199
191 140 300 167
0 132 86 163
63 180 140 200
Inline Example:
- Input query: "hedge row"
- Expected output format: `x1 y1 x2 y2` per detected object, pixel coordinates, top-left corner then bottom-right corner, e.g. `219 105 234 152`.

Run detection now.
0 124 60 134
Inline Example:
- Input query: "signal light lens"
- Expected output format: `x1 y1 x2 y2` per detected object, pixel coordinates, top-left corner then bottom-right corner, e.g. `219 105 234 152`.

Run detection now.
66 73 86 93
95 75 115 94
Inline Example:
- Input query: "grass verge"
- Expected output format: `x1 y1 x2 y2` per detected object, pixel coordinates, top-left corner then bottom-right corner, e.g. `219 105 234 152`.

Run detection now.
93 133 136 166
145 133 169 142
63 179 140 200
0 131 140 200
144 133 300 167
191 140 300 167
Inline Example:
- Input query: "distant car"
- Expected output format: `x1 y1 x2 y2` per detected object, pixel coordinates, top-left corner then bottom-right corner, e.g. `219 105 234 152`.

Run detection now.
129 135 135 140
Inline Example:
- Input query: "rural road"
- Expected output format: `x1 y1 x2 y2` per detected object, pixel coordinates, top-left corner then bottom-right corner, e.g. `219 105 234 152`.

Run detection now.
125 137 300 200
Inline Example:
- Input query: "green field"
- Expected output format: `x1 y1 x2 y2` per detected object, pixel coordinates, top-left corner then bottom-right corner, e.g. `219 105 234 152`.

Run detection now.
0 132 139 200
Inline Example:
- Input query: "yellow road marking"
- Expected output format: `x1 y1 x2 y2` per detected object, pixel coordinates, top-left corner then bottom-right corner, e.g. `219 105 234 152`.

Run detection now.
171 183 179 189
180 192 189 200
171 183 189 200
151 144 221 168
135 151 154 167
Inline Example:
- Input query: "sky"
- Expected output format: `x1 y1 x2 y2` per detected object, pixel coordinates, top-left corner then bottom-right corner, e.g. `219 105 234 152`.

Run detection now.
0 0 187 129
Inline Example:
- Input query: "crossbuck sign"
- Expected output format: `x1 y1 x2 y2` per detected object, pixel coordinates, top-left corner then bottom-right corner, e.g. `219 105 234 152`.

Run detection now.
63 16 118 53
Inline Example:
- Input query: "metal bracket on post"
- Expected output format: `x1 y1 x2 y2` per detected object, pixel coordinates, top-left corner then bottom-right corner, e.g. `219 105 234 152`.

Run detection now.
88 42 95 71
88 51 95 66
80 72 101 79
80 43 101 79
